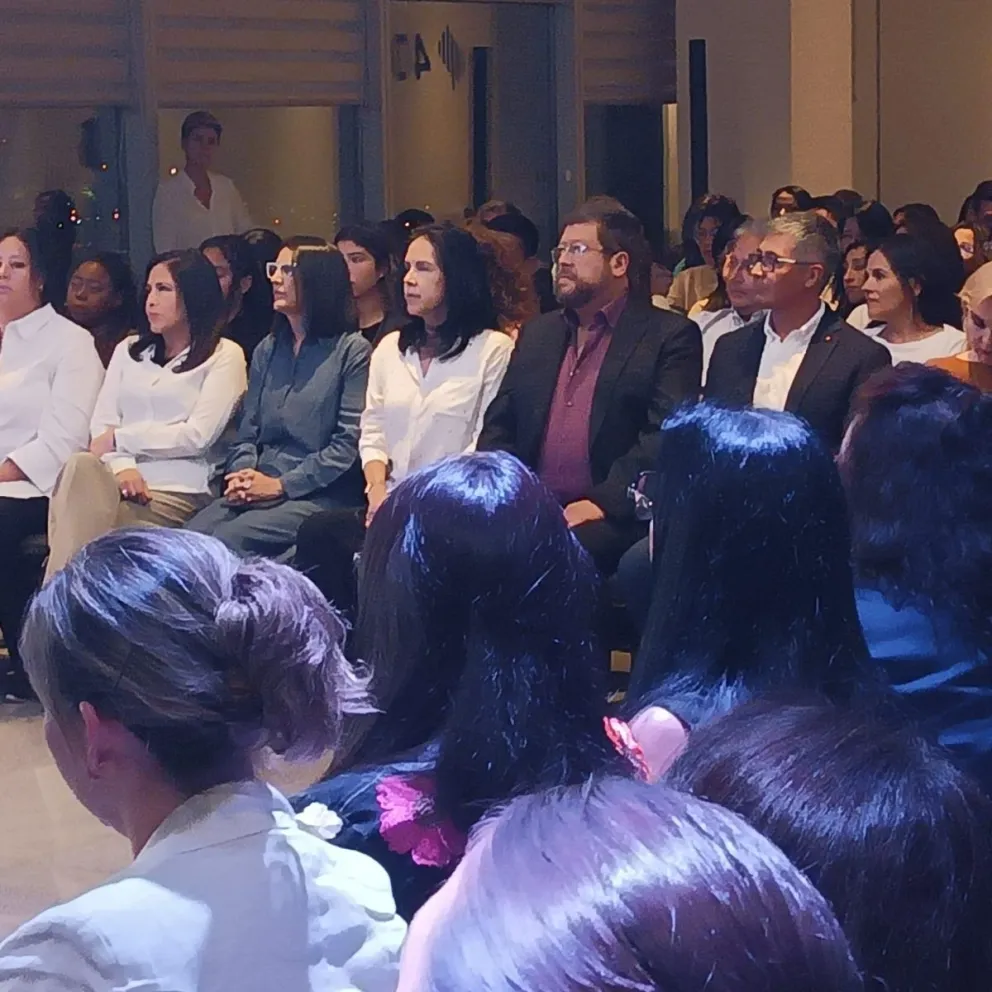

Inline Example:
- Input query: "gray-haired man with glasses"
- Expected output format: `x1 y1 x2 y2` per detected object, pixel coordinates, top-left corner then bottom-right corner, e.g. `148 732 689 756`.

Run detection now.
704 211 890 453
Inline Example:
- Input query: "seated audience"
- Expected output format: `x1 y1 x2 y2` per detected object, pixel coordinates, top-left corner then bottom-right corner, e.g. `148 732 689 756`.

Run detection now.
953 220 992 277
864 234 966 362
667 193 743 312
841 199 894 252
45 250 247 579
668 699 992 992
705 211 890 452
335 223 404 347
186 238 370 561
485 209 557 314
395 208 434 238
397 778 862 992
466 219 539 336
809 194 846 232
770 184 813 217
893 201 942 232
0 228 104 700
293 453 626 920
66 253 139 367
478 196 701 575
0 528 405 990
930 260 992 389
621 404 873 779
968 179 992 235
688 218 767 384
201 234 274 361
833 187 865 211
839 240 870 322
840 363 992 787
295 224 514 617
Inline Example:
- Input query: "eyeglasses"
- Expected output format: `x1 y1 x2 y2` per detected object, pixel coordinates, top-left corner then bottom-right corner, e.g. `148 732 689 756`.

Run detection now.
551 243 608 264
266 262 296 280
745 252 815 273
627 470 658 523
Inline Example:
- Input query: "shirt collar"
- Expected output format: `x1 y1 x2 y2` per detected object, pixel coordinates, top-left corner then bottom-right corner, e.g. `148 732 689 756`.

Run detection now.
564 292 629 332
3 303 56 338
763 302 825 346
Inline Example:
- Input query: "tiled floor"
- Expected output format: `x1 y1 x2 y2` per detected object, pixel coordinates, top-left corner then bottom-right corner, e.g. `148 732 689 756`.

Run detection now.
0 702 330 939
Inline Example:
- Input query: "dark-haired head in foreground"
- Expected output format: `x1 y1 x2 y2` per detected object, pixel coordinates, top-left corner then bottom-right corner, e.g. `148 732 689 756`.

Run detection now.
628 403 871 730
400 777 862 992
669 698 992 992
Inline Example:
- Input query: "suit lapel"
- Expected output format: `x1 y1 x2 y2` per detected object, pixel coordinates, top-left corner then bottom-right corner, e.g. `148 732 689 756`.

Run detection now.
785 312 841 413
527 315 571 452
589 305 648 446
734 321 767 405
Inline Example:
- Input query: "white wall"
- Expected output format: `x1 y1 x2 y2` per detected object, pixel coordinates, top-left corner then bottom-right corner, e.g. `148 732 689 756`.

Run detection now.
158 107 340 240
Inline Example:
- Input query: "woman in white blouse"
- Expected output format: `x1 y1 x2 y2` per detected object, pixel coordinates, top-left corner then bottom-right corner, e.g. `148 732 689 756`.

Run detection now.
862 234 967 363
0 227 104 700
0 527 406 991
294 224 513 615
45 249 247 578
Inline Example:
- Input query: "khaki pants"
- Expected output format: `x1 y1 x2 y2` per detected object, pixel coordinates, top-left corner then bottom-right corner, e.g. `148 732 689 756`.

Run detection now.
45 453 212 580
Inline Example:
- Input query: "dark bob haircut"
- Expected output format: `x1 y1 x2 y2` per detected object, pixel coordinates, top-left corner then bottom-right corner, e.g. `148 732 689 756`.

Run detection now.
398 223 498 362
840 362 992 648
669 698 992 992
419 777 862 992
131 249 225 373
343 452 622 830
276 235 358 340
628 403 872 728
334 221 400 314
873 232 964 328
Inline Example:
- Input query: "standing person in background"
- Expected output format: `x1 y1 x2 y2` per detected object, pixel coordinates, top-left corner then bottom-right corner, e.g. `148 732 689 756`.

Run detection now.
45 250 247 579
186 238 369 561
0 228 104 700
864 234 966 363
334 224 403 347
294 224 513 617
478 197 701 576
66 252 139 367
153 112 252 253
200 235 273 362
667 194 743 313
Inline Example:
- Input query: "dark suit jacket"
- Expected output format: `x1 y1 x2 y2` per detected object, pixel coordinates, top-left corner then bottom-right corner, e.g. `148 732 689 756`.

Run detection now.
704 309 891 451
477 299 702 520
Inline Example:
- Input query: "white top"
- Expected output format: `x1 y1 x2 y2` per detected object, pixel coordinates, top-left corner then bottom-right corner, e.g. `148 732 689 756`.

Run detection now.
360 329 513 488
752 304 824 411
692 307 765 386
845 302 882 335
93 337 247 493
0 781 407 992
0 304 104 499
878 325 966 364
153 170 252 252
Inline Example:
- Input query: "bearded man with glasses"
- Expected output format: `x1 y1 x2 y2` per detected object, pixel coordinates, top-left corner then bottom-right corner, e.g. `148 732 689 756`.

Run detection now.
704 211 890 453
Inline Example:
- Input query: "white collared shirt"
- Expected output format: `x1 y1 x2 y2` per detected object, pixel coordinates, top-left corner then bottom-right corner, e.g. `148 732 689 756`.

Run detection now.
752 304 825 411
92 337 247 493
152 170 253 252
0 781 406 992
360 328 513 488
692 307 766 386
0 304 104 499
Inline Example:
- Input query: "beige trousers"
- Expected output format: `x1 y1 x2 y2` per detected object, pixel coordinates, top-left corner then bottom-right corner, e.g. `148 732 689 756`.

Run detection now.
45 453 212 580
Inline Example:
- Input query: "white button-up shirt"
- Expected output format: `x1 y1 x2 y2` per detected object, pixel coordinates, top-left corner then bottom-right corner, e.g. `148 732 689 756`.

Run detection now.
0 781 407 992
752 304 825 411
692 307 766 386
0 304 104 499
93 337 247 493
360 329 513 488
152 170 253 252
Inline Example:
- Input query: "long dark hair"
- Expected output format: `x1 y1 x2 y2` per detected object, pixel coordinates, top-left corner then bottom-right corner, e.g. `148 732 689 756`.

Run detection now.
398 223 497 362
840 363 992 649
200 234 273 358
669 699 992 992
680 194 743 270
628 404 871 727
334 222 400 316
344 452 622 831
276 236 357 340
131 250 224 373
874 233 964 327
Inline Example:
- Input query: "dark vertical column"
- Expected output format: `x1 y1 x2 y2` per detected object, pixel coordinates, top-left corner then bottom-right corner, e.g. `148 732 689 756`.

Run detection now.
688 38 709 199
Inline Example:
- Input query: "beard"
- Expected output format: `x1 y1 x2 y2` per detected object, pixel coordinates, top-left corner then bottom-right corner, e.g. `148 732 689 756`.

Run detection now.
555 273 597 310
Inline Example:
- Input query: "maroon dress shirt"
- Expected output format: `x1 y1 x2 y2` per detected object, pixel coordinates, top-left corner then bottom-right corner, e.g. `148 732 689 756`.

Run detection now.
538 295 628 506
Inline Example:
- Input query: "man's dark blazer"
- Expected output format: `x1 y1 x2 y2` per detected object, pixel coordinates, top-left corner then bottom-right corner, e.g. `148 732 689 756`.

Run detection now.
704 308 891 451
477 299 702 521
